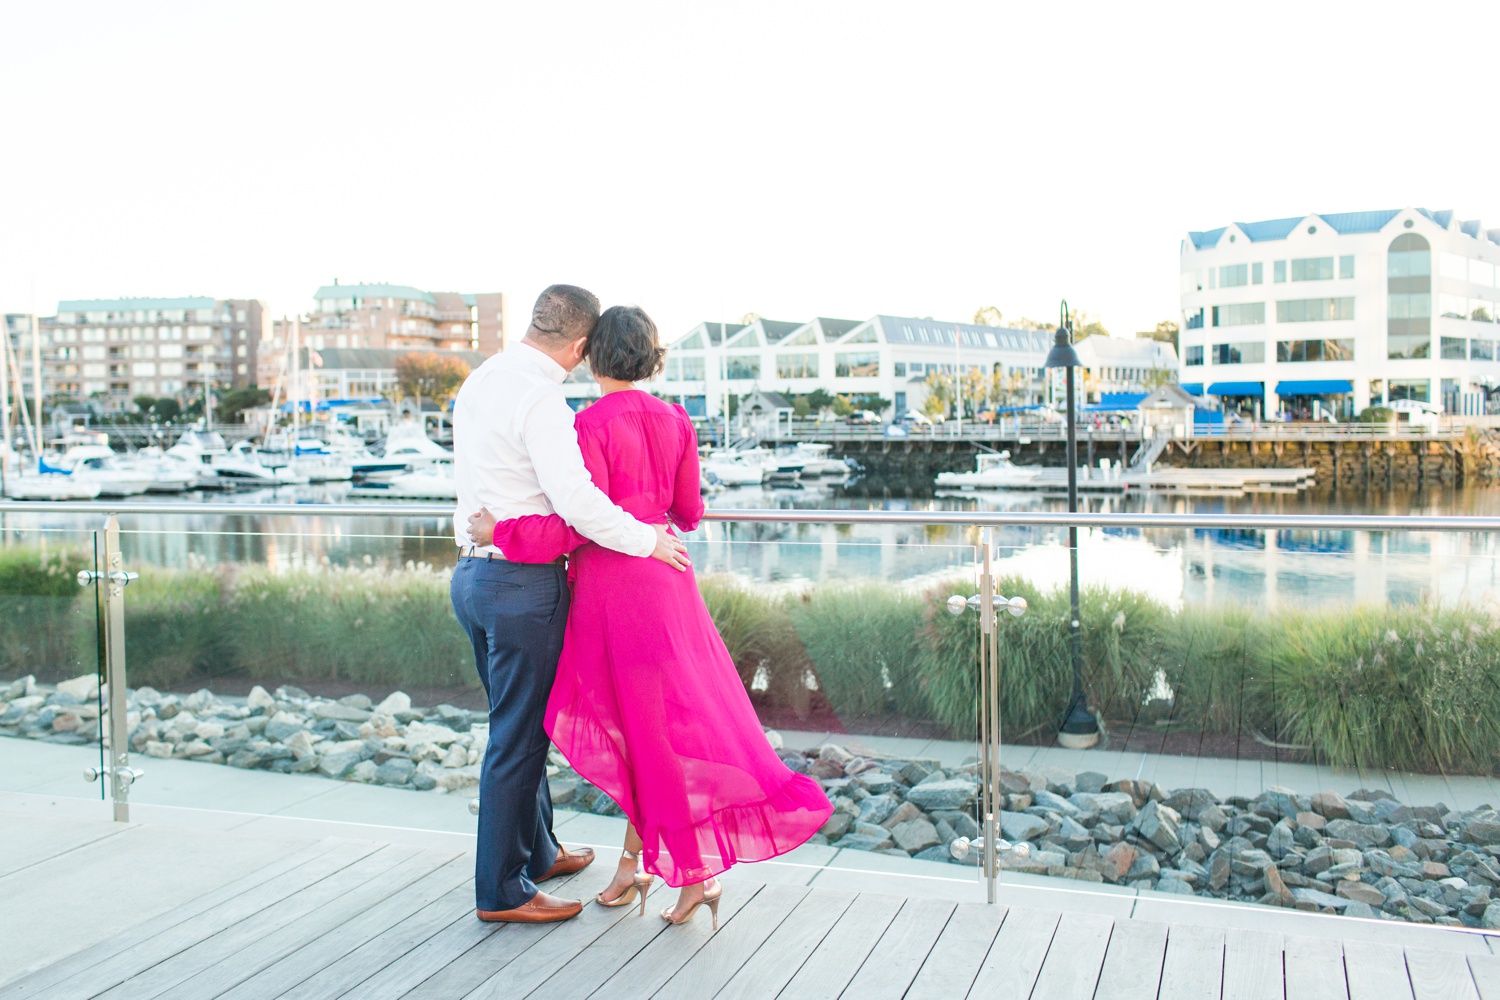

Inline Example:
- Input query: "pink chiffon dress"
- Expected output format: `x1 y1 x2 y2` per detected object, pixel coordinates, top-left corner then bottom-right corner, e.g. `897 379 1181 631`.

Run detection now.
490 390 832 886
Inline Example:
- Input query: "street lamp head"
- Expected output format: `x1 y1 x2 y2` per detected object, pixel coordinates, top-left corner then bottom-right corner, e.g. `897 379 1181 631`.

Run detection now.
1045 326 1080 369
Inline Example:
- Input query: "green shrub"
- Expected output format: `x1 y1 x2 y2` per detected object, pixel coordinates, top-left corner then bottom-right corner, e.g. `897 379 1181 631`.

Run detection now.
0 546 96 680
788 584 927 719
1254 605 1500 772
696 575 811 715
1159 604 1272 734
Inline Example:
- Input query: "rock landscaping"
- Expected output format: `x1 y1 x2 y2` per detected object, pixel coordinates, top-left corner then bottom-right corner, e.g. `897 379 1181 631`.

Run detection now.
6 673 1500 928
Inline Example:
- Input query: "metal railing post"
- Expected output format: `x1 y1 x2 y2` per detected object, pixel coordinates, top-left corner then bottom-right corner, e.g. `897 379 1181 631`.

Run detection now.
979 527 999 903
79 514 140 821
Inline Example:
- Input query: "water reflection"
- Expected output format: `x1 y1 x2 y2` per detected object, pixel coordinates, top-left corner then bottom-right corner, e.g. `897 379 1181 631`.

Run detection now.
1 481 1497 610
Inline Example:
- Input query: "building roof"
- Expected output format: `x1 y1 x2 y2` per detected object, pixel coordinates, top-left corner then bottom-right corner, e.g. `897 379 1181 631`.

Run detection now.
875 316 1053 353
1140 384 1201 408
313 284 437 306
743 389 793 410
299 347 485 370
1073 335 1178 367
1189 207 1500 249
57 296 217 313
758 320 806 344
815 318 862 339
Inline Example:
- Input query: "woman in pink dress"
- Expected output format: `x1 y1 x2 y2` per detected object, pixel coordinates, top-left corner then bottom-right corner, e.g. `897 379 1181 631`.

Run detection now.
468 305 831 928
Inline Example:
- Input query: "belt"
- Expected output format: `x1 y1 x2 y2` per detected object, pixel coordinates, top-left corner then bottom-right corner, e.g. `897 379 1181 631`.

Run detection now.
458 546 566 567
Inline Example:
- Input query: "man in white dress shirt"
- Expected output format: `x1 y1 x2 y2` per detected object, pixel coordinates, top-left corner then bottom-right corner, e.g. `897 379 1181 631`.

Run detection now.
450 284 688 924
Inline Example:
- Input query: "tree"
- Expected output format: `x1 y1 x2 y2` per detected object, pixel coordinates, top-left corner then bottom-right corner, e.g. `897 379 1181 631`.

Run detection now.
851 394 890 415
1137 320 1179 353
805 388 836 413
923 372 953 418
830 395 854 417
133 395 156 416
972 306 1004 327
1068 309 1109 340
217 386 272 424
150 398 181 423
394 353 470 410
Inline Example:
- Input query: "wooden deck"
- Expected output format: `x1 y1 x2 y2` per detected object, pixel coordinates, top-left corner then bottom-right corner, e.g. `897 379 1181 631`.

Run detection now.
10 832 1500 1000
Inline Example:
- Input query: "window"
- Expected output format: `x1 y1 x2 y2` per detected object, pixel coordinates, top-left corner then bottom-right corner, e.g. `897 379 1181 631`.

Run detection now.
1252 262 1263 284
1291 257 1335 281
1369 379 1385 406
1276 339 1355 362
675 332 706 349
1211 342 1266 364
1208 269 1217 290
1211 302 1265 327
1339 255 1354 279
664 356 704 380
722 355 760 380
1473 340 1494 361
1219 264 1249 287
775 353 819 378
1471 259 1497 287
1440 252 1469 281
1473 301 1495 323
841 327 879 344
893 362 906 377
1185 345 1204 366
835 351 879 377
1184 308 1204 330
1441 337 1468 359
1275 298 1355 322
781 327 817 346
1388 233 1432 359
1439 294 1468 319
1389 378 1429 403
1273 261 1287 283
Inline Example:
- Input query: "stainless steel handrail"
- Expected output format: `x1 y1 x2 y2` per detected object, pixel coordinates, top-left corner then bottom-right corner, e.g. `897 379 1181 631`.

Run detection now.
1 500 1498 532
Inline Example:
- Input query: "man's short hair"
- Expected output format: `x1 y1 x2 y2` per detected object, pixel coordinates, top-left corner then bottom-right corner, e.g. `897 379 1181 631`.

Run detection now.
528 284 600 347
584 305 666 383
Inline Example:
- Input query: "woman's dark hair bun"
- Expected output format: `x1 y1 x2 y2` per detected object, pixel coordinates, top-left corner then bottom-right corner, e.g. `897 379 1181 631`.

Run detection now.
585 305 666 382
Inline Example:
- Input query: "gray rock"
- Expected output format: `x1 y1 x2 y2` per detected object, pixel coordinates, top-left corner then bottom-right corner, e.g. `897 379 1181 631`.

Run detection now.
837 832 895 852
1070 792 1136 825
350 760 379 783
1325 820 1391 849
820 813 854 840
856 772 895 795
310 702 373 723
1467 821 1500 846
858 794 900 826
1075 771 1108 794
1032 790 1078 815
891 817 941 853
1266 821 1295 858
905 779 977 811
1343 901 1378 919
376 758 417 785
317 750 361 778
1483 902 1500 929
1292 887 1350 910
999 811 1049 843
1136 801 1182 856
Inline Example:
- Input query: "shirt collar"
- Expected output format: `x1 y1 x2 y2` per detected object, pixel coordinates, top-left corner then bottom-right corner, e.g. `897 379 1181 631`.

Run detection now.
509 340 569 385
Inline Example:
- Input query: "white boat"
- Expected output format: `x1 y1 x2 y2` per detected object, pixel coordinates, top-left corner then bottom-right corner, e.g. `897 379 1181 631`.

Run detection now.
380 420 452 470
700 451 765 486
210 442 311 486
318 427 409 478
43 445 154 497
789 443 851 476
934 451 1044 490
3 471 102 500
349 461 456 500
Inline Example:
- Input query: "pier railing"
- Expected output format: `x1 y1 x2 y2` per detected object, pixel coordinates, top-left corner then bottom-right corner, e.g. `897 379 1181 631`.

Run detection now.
4 500 1500 927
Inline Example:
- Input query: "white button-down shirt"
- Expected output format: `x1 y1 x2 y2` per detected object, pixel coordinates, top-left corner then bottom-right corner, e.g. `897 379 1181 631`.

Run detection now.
451 341 656 558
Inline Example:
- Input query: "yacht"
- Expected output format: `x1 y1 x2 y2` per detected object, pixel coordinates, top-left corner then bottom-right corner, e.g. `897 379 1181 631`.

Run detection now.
788 443 851 477
210 442 311 486
2 469 102 500
934 451 1044 490
349 459 456 500
379 420 453 470
41 447 153 497
318 426 409 478
700 450 766 486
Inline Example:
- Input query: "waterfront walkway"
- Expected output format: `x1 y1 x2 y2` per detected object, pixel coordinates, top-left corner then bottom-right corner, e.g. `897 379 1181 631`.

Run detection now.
6 793 1500 1000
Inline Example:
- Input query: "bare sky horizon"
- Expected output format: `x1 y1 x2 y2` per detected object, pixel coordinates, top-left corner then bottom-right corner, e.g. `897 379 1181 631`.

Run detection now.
2 1 1497 343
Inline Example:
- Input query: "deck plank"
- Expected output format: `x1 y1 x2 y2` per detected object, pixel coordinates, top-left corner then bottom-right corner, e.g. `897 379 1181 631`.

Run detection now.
1283 934 1348 1000
904 902 1005 999
964 906 1062 1000
335 888 510 1000
24 839 382 1000
397 864 613 1000
836 898 957 1000
711 889 856 1000
1091 918 1169 1000
1467 954 1500 1000
1345 939 1414 1000
461 877 678 1000
1221 928 1284 1000
97 844 421 1000
775 893 904 1000
1158 923 1225 1000
154 847 456 1000
0 837 342 999
1407 947 1481 1000
1029 911 1115 1000
651 884 810 1000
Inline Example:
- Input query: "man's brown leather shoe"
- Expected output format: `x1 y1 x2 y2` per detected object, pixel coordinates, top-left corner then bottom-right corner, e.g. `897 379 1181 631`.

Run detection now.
539 845 595 881
476 890 583 923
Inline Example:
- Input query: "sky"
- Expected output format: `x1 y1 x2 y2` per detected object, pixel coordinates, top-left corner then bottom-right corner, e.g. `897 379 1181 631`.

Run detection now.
2 1 1498 343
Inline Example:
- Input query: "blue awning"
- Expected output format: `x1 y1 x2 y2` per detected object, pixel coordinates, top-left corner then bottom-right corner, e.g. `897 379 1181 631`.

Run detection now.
1179 383 1204 395
1275 379 1353 396
1099 392 1147 408
1207 381 1264 397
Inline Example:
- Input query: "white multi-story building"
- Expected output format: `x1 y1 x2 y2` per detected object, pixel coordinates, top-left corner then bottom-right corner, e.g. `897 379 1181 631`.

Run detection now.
1180 207 1500 417
571 314 1174 418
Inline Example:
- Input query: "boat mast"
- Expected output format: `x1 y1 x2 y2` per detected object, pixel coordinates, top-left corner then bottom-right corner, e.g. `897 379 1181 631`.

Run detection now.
29 312 42 449
0 316 10 461
3 324 37 457
291 316 301 440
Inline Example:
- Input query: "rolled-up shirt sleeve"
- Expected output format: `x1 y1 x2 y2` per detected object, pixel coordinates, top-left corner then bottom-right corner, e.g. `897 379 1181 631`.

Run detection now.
520 391 656 557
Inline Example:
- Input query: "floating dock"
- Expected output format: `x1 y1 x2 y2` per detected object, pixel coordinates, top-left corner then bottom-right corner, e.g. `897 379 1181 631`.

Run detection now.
956 466 1318 495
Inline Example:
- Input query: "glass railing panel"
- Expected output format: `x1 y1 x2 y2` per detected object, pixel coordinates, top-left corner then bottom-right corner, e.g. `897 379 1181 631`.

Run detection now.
688 528 983 886
982 515 1500 927
0 520 105 801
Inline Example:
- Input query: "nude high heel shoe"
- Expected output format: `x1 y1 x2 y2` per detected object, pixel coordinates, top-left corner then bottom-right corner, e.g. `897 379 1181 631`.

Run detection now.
661 878 723 931
594 849 654 917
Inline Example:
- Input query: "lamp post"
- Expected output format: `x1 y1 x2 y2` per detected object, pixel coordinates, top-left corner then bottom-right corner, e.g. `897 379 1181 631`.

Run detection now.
1046 301 1099 749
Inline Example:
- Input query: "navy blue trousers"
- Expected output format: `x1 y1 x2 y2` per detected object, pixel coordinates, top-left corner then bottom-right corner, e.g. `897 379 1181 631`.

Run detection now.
450 556 569 911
